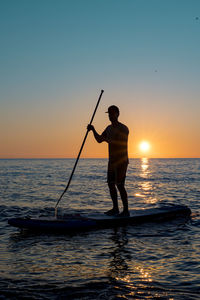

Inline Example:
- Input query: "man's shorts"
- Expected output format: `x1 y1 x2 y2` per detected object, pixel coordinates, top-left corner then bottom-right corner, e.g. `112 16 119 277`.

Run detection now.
107 162 128 185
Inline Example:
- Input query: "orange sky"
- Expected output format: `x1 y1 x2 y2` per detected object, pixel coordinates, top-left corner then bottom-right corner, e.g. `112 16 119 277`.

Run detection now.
1 90 199 158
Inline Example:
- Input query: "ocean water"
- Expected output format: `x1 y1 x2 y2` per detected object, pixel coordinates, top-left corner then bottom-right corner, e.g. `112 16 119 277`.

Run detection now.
0 158 200 299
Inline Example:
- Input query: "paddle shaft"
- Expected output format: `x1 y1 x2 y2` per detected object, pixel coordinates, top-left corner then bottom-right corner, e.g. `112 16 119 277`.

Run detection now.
55 90 104 209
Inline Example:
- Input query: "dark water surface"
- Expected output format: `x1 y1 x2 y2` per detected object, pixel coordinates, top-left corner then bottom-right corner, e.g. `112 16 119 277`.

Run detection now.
0 158 200 299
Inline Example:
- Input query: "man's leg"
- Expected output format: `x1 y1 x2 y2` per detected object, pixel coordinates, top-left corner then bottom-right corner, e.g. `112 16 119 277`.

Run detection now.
115 163 129 216
105 166 119 215
105 182 119 215
117 183 129 216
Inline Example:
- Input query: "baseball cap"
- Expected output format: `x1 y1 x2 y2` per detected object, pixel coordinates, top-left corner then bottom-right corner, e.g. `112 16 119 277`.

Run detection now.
106 105 120 114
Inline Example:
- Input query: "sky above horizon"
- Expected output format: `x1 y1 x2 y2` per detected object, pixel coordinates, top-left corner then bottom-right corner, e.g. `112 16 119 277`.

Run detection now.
0 0 200 158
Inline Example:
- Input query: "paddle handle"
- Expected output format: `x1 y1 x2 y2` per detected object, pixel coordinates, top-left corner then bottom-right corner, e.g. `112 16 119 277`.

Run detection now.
55 90 104 209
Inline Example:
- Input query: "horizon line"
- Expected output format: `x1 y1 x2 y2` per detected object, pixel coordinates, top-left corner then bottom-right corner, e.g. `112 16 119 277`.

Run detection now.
0 157 200 160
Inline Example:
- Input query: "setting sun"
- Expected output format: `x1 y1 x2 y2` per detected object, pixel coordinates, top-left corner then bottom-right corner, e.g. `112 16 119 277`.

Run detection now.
139 141 151 153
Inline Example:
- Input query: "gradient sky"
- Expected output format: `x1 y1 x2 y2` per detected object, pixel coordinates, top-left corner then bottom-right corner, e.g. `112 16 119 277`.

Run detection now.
0 0 200 158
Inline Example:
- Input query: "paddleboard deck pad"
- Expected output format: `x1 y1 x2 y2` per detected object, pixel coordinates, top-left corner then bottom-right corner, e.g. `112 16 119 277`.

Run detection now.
8 205 191 232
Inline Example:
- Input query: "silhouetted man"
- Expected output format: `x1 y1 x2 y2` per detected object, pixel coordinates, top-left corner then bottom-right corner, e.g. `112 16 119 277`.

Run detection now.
87 105 129 217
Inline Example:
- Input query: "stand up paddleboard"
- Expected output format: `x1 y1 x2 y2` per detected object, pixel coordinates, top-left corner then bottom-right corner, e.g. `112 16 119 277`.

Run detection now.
8 205 191 233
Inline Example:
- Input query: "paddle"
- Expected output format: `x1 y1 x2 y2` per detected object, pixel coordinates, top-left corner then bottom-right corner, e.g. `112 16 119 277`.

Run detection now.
55 90 104 212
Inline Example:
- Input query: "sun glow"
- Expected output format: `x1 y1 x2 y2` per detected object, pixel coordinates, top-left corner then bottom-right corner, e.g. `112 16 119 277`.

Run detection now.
139 141 151 153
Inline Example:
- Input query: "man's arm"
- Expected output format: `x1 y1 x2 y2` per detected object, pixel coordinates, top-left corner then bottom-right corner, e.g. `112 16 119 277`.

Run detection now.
87 125 105 143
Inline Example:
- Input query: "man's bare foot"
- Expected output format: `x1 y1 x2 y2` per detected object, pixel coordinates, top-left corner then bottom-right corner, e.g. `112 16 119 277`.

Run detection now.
104 208 119 216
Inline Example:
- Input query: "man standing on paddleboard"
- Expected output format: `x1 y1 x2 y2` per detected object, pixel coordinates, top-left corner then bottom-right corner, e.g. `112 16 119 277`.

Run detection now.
87 105 129 217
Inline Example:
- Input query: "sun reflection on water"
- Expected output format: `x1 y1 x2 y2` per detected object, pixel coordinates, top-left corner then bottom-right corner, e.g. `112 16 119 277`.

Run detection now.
134 158 157 205
136 266 152 282
141 157 149 177
115 265 153 284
